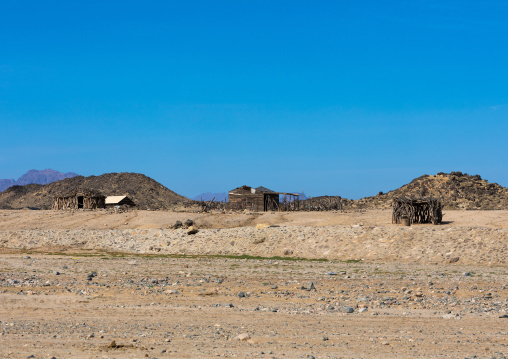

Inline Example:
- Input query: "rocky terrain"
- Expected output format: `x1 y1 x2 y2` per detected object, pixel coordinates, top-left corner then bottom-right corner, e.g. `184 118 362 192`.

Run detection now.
0 209 507 266
0 169 78 192
352 172 508 210
0 209 507 358
0 254 507 358
0 172 189 210
1 220 507 266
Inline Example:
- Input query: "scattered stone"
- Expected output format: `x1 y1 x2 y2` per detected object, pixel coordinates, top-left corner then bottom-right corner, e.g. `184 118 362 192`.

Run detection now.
339 306 354 314
184 219 194 227
186 226 199 235
301 282 316 291
359 307 368 313
238 291 246 298
173 220 183 229
252 237 265 244
449 257 460 263
464 272 472 277
53 271 60 275
235 333 250 341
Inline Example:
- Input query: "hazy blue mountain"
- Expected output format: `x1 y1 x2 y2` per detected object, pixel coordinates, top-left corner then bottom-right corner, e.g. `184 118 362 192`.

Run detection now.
0 169 79 192
192 192 228 202
0 179 15 192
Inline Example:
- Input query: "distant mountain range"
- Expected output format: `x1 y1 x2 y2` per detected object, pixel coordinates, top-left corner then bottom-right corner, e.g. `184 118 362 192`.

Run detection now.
0 169 79 192
192 192 228 202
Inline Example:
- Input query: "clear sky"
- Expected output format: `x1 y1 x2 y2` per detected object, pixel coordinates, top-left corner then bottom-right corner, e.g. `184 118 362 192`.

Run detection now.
1 1 507 199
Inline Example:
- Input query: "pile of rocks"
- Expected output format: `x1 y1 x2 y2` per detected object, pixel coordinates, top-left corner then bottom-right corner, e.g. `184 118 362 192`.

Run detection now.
168 219 199 235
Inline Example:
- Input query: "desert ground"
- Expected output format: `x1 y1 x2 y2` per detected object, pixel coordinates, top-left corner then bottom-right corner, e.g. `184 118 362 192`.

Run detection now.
0 209 507 358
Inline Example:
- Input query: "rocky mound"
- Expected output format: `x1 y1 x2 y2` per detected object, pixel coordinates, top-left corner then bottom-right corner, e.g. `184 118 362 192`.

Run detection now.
0 172 189 210
354 172 508 210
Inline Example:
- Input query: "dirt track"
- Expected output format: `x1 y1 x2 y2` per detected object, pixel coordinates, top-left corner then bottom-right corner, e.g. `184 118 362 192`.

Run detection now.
0 210 507 358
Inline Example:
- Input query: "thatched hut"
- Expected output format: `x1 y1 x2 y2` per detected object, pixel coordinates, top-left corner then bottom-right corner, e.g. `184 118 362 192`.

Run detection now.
52 190 106 210
392 197 442 225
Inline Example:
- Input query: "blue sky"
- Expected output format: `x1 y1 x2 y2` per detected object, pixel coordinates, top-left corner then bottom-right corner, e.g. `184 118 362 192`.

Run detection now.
1 1 507 199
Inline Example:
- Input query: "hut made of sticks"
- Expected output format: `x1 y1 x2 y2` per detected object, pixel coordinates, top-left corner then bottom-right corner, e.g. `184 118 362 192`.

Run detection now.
392 197 442 225
52 190 106 210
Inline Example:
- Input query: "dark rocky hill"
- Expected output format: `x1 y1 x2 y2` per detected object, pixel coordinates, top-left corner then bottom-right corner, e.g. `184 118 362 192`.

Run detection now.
0 169 78 192
353 172 508 210
0 172 189 210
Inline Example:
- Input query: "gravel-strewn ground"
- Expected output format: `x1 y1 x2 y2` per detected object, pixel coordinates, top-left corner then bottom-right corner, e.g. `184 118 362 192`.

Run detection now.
0 210 507 358
1 224 507 266
0 254 507 359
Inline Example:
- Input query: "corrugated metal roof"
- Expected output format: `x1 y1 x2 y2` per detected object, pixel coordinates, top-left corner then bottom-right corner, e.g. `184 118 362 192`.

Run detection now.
105 195 127 204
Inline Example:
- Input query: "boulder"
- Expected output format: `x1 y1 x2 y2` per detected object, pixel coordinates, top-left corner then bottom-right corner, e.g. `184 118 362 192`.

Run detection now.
186 226 199 235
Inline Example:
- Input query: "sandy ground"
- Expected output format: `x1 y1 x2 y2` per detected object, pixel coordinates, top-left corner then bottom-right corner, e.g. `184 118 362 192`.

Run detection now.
1 209 507 230
0 210 507 358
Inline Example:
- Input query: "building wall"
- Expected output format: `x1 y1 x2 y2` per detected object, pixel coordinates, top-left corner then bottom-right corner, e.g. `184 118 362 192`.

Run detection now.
229 187 265 211
228 187 280 211
52 196 105 210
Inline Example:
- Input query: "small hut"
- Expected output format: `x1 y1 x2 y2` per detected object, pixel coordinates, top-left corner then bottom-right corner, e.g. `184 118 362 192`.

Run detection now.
52 190 106 210
392 197 442 225
228 185 279 211
105 195 136 208
228 185 300 211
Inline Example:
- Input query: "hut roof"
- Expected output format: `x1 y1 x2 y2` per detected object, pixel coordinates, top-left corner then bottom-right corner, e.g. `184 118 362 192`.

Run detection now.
105 195 136 206
106 196 128 204
105 195 131 204
255 186 276 193
229 185 300 197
